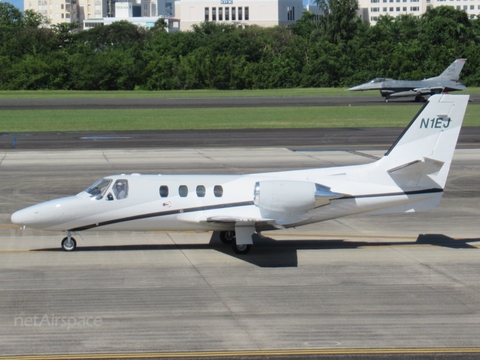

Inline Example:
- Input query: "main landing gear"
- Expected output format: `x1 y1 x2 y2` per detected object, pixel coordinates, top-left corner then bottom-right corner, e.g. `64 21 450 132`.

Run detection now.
219 231 252 255
61 232 77 251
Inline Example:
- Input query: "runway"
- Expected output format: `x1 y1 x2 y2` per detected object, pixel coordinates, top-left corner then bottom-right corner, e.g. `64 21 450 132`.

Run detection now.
1 94 479 110
1 147 480 358
1 127 480 150
0 95 446 110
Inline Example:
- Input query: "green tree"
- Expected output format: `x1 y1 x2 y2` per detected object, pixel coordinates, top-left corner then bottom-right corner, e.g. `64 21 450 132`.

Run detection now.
315 0 361 44
23 9 50 27
0 2 24 28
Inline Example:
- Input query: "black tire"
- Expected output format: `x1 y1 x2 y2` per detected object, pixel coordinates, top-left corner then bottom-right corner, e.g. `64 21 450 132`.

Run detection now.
220 231 235 244
232 242 251 255
61 237 76 251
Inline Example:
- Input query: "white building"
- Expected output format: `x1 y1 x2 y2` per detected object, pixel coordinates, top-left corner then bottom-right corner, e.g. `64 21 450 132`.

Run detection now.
83 15 181 31
24 0 172 24
357 0 480 24
24 0 80 24
175 0 303 31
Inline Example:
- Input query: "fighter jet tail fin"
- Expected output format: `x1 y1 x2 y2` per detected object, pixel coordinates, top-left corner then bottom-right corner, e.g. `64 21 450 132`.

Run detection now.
376 94 469 189
428 58 467 81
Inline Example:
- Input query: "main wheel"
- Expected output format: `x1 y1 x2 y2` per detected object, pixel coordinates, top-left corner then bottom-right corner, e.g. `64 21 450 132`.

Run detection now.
220 231 236 244
232 242 251 255
61 237 77 251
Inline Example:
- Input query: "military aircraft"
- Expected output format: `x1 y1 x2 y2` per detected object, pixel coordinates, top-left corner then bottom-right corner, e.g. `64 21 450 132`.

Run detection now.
349 59 467 102
11 94 469 254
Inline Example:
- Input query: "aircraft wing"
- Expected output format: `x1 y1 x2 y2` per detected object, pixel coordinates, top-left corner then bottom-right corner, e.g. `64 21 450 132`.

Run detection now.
204 216 283 231
413 85 467 95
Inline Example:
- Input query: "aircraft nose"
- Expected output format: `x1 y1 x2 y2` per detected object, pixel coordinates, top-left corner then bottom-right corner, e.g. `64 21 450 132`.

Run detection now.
348 84 364 91
10 199 71 229
11 207 38 227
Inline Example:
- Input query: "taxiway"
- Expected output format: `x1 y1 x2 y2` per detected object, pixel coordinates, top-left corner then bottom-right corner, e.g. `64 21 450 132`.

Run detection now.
0 147 479 358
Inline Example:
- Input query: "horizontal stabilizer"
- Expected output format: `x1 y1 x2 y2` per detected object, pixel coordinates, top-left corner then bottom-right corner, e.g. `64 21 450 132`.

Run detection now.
388 157 445 190
388 157 444 174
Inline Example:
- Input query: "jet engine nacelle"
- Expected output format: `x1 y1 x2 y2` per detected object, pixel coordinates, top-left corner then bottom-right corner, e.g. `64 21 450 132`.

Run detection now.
253 180 344 214
254 180 315 213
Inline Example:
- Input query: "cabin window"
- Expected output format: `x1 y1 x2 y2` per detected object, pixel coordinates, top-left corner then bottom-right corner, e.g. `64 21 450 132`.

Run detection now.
196 185 206 197
179 185 188 197
113 180 128 200
214 185 223 197
159 185 169 198
85 178 112 199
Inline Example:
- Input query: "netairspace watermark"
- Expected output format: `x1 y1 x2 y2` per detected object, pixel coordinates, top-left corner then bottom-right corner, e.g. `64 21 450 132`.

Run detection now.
14 314 102 330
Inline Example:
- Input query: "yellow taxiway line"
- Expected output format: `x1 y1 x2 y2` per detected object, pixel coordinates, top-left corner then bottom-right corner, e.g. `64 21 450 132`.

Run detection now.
3 348 480 359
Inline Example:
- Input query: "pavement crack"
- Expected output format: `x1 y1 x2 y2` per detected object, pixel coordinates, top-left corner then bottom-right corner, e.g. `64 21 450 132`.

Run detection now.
101 151 111 163
195 149 243 174
390 247 478 312
167 232 262 350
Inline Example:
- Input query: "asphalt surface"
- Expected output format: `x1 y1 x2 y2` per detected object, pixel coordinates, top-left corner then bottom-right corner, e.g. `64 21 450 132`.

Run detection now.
0 95 460 110
1 94 480 110
2 127 480 150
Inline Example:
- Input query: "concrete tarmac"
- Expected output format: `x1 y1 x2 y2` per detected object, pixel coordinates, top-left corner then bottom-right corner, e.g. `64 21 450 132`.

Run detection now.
0 147 479 358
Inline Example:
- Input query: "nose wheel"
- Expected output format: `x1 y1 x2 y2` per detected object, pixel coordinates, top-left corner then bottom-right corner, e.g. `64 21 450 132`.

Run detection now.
61 235 77 251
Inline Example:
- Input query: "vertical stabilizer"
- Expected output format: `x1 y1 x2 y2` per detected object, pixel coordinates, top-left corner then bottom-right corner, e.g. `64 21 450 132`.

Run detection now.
376 94 469 189
428 58 466 81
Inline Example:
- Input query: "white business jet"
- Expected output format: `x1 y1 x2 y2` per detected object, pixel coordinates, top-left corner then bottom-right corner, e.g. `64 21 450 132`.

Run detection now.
11 94 469 254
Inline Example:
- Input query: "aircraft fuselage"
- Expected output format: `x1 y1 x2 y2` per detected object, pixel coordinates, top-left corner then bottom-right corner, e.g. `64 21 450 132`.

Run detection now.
11 168 443 233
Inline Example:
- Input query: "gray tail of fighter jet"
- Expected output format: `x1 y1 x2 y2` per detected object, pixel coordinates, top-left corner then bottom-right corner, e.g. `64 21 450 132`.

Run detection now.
349 59 467 102
426 58 467 82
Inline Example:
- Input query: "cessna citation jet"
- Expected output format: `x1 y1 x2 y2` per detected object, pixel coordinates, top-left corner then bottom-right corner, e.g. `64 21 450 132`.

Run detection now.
11 94 469 254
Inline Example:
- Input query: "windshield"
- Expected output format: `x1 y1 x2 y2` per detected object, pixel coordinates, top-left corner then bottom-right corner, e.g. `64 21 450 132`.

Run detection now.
369 78 386 84
84 178 112 198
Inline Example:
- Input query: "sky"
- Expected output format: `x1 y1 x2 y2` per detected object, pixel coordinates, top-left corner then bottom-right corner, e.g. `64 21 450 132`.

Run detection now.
3 0 24 11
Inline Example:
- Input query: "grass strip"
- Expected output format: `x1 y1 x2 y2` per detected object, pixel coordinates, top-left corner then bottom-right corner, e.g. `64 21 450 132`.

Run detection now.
1 105 479 132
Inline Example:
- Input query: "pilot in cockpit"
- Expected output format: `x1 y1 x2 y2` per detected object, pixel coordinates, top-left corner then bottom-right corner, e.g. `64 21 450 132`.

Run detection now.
114 181 127 199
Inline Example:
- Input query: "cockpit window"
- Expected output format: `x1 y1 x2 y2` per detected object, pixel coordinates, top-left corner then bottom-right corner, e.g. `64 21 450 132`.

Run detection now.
113 180 128 200
369 78 385 84
85 178 112 199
